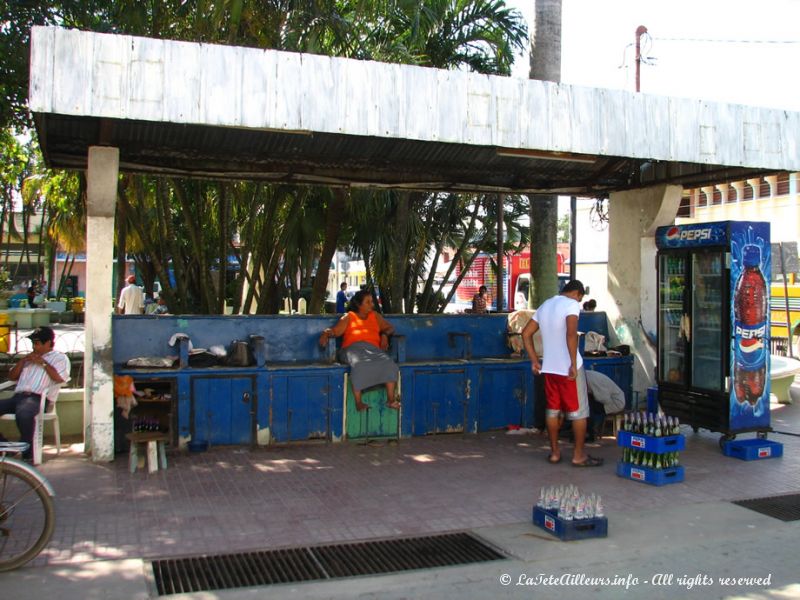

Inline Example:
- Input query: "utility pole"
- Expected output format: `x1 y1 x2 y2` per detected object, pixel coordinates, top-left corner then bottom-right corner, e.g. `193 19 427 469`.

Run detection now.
635 25 648 92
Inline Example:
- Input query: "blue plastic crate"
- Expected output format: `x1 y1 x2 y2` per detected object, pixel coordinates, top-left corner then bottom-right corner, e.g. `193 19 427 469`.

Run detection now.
722 438 783 461
616 460 685 486
531 506 608 541
617 430 685 454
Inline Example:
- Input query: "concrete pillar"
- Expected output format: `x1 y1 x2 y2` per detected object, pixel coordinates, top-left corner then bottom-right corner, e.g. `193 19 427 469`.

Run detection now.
747 178 762 200
607 184 683 402
701 186 715 206
731 181 745 202
715 183 730 205
85 146 119 462
690 189 700 217
764 175 778 198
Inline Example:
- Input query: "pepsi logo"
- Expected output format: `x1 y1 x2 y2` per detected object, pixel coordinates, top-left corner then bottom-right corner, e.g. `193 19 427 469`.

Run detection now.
663 227 714 242
735 324 767 340
740 338 764 354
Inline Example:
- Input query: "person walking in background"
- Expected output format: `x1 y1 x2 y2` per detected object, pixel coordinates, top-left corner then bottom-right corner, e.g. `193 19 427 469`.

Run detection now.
472 285 488 313
26 283 37 308
521 280 603 467
117 275 144 315
336 282 348 313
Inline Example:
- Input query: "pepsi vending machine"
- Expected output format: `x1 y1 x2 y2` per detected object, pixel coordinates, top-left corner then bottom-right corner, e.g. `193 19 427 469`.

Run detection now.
655 221 770 446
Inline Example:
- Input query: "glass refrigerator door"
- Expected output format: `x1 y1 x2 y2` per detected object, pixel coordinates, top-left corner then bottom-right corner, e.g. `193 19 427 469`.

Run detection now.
659 254 688 386
690 251 725 391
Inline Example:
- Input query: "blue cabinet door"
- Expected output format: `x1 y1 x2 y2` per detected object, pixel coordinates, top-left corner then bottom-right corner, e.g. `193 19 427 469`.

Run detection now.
270 372 337 442
192 377 254 445
409 368 468 436
477 364 531 431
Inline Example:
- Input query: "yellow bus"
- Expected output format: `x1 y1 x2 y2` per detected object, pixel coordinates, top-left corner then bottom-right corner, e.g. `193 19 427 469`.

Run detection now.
770 275 800 354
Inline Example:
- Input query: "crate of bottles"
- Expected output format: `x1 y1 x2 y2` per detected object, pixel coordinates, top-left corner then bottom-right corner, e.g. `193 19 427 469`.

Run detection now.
617 411 684 486
617 430 685 454
620 412 682 439
532 485 607 541
616 460 685 486
722 438 783 461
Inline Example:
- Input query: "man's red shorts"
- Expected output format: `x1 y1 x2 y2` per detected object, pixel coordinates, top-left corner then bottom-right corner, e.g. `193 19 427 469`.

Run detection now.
543 373 579 414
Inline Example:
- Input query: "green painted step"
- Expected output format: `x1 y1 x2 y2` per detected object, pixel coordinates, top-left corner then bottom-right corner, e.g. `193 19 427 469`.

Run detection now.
344 378 400 440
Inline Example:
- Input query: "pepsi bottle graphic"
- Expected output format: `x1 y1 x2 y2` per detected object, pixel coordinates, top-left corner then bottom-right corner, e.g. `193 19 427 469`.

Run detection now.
733 245 767 406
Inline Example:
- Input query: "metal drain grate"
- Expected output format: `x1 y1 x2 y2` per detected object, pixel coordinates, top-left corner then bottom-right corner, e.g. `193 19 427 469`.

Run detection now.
733 493 800 522
151 532 505 596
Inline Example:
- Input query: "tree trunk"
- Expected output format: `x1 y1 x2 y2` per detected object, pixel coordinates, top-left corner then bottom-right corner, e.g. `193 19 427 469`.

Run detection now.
46 230 57 298
530 195 558 307
13 205 31 281
388 191 411 313
0 188 8 272
157 179 185 311
218 182 229 314
116 186 128 298
310 188 347 314
35 204 47 287
174 181 216 312
528 0 562 308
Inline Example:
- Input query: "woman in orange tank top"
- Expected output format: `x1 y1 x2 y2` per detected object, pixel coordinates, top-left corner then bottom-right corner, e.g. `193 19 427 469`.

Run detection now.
319 290 400 411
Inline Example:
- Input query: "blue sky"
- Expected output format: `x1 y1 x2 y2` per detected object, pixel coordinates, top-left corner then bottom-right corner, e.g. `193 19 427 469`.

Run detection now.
508 0 800 111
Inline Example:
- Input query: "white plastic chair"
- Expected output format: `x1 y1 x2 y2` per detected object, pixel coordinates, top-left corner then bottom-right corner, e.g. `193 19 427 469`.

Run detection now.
0 379 67 465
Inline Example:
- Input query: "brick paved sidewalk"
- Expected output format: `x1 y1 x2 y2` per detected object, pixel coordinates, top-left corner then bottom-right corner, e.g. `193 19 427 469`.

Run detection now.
28 398 800 569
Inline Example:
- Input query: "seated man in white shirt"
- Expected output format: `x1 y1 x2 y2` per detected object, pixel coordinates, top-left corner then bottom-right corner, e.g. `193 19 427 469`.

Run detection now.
0 327 70 460
585 369 626 441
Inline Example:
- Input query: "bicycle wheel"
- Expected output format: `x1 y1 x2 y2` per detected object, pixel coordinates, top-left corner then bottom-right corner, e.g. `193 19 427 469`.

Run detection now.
0 461 56 571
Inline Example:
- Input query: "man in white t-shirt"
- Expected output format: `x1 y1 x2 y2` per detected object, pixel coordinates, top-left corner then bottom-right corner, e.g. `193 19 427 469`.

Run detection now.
117 275 144 314
521 280 603 467
0 327 70 460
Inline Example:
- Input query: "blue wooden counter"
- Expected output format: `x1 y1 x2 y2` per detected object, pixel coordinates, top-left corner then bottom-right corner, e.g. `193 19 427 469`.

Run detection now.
114 313 632 448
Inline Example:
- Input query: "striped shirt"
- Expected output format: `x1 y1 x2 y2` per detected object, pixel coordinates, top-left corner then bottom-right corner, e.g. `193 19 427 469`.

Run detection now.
15 350 71 400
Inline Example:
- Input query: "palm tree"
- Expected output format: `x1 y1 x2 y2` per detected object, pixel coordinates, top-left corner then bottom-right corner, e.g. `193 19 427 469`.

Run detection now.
35 171 86 299
343 0 528 313
528 0 562 307
3 1 530 314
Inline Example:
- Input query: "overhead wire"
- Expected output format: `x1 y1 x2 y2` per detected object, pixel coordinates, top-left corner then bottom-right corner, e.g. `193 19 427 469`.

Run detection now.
651 36 800 45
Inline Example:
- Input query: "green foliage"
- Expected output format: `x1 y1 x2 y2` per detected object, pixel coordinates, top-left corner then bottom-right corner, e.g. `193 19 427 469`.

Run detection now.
343 191 529 313
1 0 529 314
557 212 570 243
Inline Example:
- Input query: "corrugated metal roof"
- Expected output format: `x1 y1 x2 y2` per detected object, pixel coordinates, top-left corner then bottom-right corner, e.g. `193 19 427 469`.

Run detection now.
34 113 776 194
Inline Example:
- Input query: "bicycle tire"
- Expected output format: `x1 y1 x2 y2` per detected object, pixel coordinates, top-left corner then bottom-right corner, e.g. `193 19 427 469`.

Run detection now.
0 461 56 571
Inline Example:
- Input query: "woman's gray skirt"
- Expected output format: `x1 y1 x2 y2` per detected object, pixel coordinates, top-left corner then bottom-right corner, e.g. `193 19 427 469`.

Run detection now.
339 341 399 391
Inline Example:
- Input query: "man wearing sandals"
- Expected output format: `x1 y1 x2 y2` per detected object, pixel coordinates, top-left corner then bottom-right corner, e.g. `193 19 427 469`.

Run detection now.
522 280 603 468
0 327 70 460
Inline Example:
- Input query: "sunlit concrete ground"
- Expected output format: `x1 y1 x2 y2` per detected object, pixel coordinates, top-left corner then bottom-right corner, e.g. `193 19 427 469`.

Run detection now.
3 324 799 598
25 385 800 569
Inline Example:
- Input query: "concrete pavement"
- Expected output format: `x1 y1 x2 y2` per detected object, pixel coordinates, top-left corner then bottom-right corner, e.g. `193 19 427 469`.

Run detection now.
1 341 798 598
2 501 798 599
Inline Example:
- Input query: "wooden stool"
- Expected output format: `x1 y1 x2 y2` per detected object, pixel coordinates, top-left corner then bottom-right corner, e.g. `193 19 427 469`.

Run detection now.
126 432 169 474
600 412 624 438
